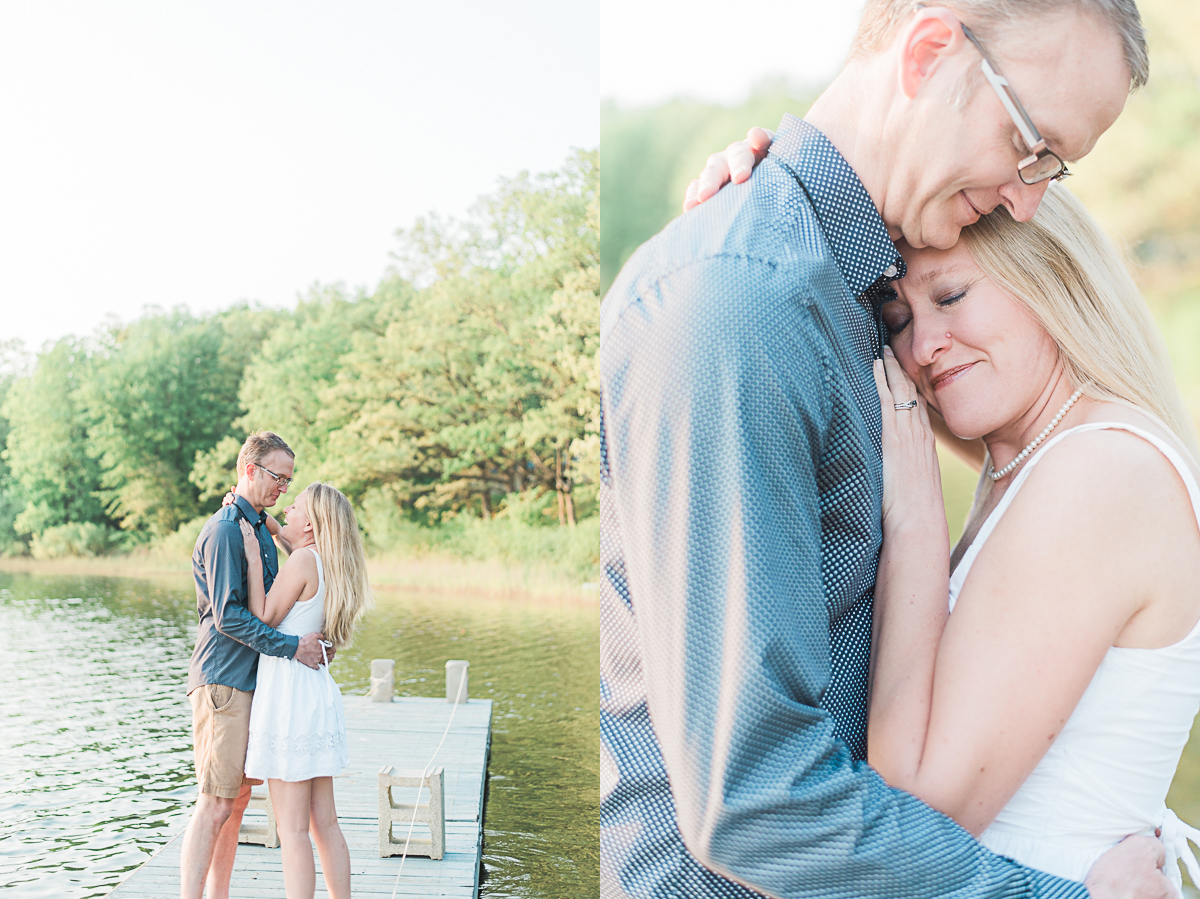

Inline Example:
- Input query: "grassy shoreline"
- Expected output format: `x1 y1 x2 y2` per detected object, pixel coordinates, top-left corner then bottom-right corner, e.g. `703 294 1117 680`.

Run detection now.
0 552 599 604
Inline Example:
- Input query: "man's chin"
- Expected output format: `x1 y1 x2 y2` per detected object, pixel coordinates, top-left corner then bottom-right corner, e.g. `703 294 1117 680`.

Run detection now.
900 222 962 252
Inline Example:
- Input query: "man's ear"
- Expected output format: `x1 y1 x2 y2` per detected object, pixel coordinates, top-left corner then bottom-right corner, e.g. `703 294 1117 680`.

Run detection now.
898 8 965 100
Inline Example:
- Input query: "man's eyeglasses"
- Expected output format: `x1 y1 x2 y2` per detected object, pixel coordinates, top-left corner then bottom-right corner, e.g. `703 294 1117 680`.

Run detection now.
255 465 293 489
961 23 1070 185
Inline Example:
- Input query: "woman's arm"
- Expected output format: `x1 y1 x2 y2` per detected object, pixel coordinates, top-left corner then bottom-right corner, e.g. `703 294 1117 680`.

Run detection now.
867 352 953 785
869 425 1165 836
237 519 268 621
263 512 294 556
224 490 293 555
236 520 317 627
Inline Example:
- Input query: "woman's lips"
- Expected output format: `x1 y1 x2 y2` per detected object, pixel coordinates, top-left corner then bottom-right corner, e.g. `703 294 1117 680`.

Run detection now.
931 362 976 391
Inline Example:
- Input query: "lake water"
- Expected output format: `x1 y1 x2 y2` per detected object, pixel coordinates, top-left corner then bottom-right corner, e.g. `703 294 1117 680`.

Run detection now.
0 571 598 898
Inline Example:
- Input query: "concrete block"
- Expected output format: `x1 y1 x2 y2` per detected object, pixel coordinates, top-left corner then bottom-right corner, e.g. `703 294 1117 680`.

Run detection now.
369 658 394 702
378 765 445 860
238 787 278 849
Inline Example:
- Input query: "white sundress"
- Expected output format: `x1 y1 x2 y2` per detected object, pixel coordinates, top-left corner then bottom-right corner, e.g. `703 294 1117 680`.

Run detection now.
244 547 348 782
948 422 1200 889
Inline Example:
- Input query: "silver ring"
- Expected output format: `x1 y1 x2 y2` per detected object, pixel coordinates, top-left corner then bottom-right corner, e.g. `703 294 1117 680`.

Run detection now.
894 400 918 410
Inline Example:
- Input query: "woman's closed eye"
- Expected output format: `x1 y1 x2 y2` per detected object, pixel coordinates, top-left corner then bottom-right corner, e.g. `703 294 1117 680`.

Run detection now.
882 301 913 334
936 289 967 309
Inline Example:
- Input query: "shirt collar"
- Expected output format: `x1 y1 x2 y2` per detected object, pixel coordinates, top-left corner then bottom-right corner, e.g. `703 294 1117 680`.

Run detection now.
233 494 267 527
768 115 905 304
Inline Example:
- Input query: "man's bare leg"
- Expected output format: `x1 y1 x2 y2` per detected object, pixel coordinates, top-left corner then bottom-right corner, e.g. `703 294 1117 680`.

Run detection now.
205 784 252 899
180 791 236 899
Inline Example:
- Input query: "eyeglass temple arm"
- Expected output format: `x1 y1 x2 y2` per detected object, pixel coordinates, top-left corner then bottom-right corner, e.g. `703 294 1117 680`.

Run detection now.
959 23 1047 164
976 58 1047 164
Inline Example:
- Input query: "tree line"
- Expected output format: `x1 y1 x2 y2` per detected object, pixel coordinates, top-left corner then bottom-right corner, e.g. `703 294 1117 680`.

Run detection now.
0 150 598 560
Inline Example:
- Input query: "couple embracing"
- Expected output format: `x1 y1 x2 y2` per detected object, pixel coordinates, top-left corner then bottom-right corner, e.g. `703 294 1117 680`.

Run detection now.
179 431 372 899
602 2 1200 898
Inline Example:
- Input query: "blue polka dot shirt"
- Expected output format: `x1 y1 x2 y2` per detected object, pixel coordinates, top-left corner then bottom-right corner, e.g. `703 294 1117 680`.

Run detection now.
598 116 1089 899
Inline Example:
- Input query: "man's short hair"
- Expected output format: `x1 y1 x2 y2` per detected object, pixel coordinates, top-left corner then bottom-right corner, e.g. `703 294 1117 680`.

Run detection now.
849 0 1148 92
236 431 294 477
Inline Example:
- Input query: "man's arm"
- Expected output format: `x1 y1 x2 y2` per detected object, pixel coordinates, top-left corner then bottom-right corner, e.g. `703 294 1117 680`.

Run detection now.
204 521 299 660
601 260 1090 899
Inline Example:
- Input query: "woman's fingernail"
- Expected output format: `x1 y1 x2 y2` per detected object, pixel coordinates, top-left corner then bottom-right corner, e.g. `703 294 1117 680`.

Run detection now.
883 345 894 357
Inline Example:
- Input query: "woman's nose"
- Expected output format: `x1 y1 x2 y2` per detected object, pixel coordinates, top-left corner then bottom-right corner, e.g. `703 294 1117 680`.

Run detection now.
911 319 952 366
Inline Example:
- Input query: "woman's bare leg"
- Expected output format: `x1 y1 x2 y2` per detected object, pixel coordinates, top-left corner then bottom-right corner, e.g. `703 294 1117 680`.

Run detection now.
269 778 316 899
308 776 351 899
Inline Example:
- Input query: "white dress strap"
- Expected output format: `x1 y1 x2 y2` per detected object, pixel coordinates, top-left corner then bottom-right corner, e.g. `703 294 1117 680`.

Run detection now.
311 546 325 594
950 422 1200 612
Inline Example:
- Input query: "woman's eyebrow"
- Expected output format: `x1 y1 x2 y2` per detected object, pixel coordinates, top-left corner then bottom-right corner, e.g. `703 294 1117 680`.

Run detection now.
905 264 957 292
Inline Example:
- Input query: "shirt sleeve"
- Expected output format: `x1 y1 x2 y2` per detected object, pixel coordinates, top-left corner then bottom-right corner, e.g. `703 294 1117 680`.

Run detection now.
204 521 299 660
600 259 1088 899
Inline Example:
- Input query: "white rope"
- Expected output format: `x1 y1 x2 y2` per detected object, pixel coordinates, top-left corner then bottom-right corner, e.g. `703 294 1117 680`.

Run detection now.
389 672 467 899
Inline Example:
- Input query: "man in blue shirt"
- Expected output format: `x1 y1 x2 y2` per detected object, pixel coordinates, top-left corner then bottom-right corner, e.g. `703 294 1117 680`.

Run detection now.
600 3 1172 898
179 431 327 899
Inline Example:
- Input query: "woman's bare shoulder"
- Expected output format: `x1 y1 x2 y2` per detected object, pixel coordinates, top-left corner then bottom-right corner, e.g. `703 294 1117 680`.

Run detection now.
281 544 319 576
1005 417 1198 564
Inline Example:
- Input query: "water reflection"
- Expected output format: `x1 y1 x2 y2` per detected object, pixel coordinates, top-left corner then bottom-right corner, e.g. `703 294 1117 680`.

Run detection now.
0 572 598 898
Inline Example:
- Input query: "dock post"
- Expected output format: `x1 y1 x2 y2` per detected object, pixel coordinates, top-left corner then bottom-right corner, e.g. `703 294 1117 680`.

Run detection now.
238 787 279 848
378 765 446 859
369 658 394 702
446 659 469 703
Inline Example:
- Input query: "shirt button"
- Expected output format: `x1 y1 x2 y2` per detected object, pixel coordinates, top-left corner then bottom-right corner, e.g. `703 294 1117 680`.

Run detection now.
884 264 899 279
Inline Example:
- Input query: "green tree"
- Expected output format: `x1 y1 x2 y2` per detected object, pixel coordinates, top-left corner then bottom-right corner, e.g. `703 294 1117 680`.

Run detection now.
2 339 108 537
84 306 281 537
0 340 31 551
233 284 397 477
322 148 599 523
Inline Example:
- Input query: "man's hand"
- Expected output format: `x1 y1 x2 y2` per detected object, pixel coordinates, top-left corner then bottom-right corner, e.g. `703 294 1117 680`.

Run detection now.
683 127 774 212
294 632 327 670
1085 834 1177 899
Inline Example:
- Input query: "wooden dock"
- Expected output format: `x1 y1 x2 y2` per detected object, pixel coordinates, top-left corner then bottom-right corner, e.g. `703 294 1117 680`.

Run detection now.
108 694 493 898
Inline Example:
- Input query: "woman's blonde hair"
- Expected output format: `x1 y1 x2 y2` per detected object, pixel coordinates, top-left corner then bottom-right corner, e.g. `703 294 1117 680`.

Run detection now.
958 183 1199 461
305 482 373 649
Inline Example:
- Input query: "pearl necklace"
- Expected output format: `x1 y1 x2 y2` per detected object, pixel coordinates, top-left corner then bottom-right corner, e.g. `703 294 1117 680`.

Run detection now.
987 388 1084 481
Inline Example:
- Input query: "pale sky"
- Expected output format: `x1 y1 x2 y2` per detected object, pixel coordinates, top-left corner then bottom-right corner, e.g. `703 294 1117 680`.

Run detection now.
0 1 598 351
601 0 863 108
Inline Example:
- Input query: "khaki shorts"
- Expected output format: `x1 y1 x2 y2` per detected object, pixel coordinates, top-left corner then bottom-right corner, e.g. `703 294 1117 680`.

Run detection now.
189 684 264 799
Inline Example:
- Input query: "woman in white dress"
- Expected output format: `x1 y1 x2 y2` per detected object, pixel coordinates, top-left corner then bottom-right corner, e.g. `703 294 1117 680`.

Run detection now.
868 183 1200 888
237 482 372 899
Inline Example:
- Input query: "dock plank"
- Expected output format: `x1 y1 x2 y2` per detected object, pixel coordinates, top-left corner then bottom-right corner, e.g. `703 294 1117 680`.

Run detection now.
108 695 492 898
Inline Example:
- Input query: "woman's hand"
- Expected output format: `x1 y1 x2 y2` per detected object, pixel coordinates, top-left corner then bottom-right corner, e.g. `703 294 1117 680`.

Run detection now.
866 346 952 803
682 127 774 212
237 519 261 568
872 347 945 532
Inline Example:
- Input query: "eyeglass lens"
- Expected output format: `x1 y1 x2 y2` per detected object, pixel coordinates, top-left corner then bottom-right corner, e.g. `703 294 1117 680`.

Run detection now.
1020 152 1066 185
